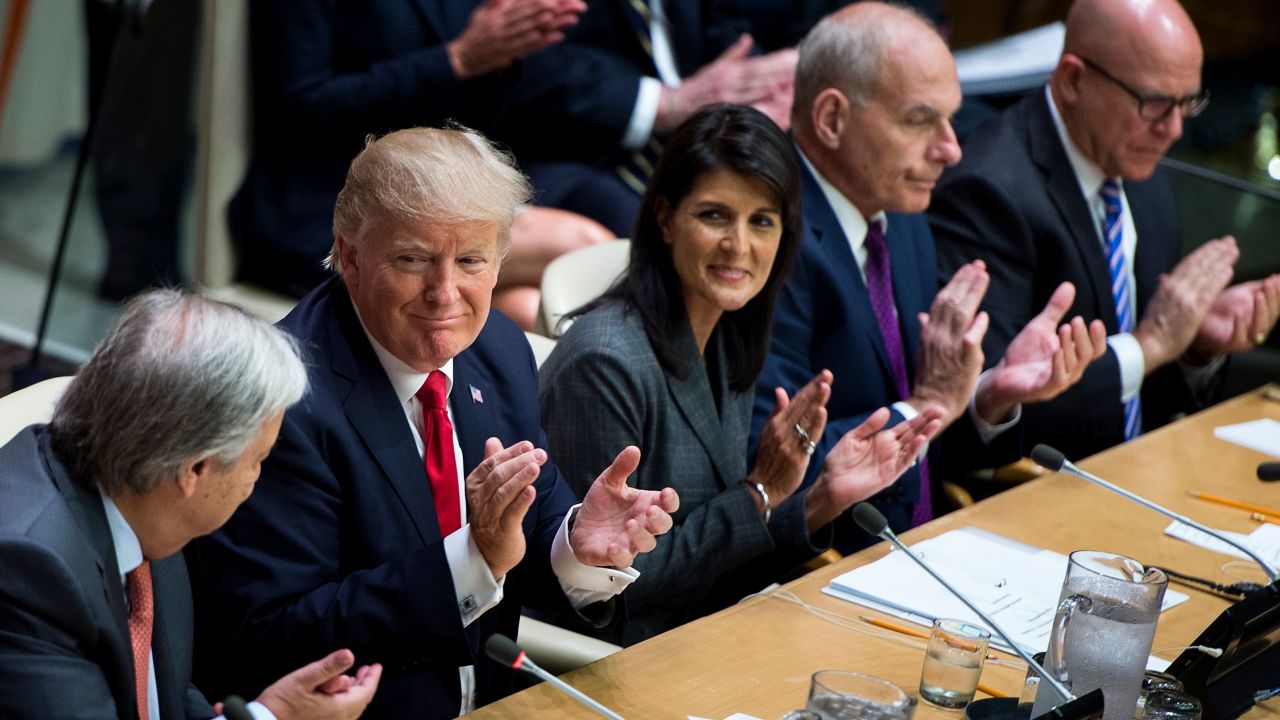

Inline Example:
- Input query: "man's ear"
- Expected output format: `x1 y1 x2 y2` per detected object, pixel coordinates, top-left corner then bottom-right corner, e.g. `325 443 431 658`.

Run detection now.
1053 54 1085 108
174 456 208 499
336 234 359 287
811 88 851 150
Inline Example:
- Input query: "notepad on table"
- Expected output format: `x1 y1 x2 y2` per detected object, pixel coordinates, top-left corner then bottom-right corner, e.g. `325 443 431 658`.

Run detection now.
822 527 1187 656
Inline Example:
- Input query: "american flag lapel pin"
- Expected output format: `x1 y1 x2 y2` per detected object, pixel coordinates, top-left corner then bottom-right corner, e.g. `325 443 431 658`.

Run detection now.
469 384 484 404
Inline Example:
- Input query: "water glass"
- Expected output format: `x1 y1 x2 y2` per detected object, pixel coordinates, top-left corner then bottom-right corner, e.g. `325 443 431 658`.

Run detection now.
790 671 917 720
919 619 991 709
1137 690 1202 720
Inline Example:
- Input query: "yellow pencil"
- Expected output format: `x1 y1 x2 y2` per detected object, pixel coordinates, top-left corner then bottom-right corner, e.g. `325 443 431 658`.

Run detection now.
1186 490 1280 518
1251 512 1278 525
858 616 1000 661
977 683 1010 698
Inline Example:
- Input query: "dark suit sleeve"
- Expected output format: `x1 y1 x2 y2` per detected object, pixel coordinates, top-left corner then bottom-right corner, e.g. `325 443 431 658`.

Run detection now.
753 245 912 483
541 343 782 615
194 412 474 690
0 539 130 719
248 0 490 140
929 169 1128 457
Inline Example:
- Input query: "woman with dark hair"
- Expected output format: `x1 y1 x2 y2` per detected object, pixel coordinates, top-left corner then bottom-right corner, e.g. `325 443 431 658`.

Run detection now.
538 105 942 645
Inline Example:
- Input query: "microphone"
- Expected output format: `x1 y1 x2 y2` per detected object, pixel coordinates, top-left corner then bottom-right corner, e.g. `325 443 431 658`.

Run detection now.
1031 445 1279 583
851 503 1075 705
1258 463 1280 481
220 696 254 720
485 634 624 720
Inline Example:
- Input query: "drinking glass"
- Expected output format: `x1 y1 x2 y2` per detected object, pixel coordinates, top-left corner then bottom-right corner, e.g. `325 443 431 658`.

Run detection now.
919 619 991 708
784 671 917 720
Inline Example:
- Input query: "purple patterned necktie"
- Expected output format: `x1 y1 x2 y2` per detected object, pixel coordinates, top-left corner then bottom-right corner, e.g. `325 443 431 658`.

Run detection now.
864 221 932 526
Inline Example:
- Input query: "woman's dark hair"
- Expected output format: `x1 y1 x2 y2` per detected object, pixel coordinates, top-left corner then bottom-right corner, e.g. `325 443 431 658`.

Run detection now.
573 104 802 392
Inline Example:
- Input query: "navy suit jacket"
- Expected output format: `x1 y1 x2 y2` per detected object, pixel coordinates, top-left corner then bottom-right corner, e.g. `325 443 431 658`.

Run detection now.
753 157 1012 551
230 0 514 294
929 92 1202 461
0 427 211 720
500 0 749 166
189 277 589 719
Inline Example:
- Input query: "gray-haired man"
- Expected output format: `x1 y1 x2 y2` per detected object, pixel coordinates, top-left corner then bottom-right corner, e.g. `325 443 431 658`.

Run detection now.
0 290 381 720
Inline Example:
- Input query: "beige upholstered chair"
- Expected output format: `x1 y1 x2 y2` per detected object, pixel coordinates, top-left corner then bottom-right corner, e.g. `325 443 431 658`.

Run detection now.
0 376 73 445
537 240 630 337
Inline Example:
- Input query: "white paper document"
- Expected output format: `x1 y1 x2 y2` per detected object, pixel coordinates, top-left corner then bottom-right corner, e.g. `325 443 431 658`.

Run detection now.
1163 520 1280 570
822 527 1187 655
1213 418 1280 457
953 22 1064 95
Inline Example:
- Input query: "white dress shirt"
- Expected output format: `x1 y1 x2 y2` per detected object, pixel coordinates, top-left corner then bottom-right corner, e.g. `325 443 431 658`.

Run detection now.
796 147 1021 443
98 490 276 720
623 0 681 149
1044 87 1221 401
357 318 636 714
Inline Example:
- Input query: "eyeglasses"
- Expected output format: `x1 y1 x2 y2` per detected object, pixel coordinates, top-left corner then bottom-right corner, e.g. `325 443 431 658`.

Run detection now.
1079 57 1210 122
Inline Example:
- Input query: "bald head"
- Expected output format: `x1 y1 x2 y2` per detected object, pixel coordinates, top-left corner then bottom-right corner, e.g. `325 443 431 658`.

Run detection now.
792 1 962 217
1052 0 1204 178
1065 0 1200 68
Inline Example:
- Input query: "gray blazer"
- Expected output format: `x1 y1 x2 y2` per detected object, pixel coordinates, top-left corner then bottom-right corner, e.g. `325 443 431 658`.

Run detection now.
539 301 823 644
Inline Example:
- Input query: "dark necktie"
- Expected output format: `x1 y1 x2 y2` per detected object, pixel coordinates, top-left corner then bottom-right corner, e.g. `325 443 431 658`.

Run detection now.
615 0 664 194
864 221 932 525
417 371 462 535
1100 179 1142 440
126 561 153 720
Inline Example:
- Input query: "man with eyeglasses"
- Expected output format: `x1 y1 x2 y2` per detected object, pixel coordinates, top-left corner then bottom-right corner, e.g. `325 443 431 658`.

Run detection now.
928 0 1280 462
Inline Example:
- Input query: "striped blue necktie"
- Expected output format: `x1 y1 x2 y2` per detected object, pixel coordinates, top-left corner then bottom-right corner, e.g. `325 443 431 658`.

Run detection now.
1100 179 1142 440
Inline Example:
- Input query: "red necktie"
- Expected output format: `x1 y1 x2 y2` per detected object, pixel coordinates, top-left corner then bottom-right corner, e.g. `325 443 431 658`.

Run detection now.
126 561 153 720
416 371 462 536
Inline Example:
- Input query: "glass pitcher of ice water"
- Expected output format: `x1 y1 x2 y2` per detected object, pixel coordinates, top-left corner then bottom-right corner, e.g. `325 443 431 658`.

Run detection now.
1031 550 1167 720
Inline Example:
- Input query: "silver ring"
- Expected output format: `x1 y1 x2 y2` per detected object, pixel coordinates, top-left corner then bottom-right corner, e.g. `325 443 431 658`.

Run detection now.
794 423 810 444
803 440 816 456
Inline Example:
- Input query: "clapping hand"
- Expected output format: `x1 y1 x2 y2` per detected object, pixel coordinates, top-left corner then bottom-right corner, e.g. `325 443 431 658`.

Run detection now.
1189 274 1280 360
975 282 1106 422
570 446 679 568
803 406 945 532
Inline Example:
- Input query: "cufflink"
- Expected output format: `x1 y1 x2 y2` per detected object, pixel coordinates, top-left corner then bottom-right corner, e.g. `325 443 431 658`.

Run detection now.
460 595 477 613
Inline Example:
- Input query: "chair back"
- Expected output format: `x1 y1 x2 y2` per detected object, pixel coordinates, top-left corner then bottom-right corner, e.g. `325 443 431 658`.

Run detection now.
538 240 630 337
0 376 74 445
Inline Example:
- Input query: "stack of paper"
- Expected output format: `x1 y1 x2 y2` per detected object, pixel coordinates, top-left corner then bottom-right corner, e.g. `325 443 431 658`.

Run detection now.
822 527 1188 655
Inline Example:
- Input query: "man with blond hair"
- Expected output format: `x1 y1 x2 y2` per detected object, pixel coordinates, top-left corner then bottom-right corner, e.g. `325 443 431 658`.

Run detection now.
192 127 679 719
929 0 1280 460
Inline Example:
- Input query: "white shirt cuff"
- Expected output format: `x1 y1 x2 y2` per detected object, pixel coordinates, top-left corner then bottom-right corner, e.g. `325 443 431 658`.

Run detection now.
551 505 639 609
444 524 504 627
622 77 663 149
890 401 932 459
215 701 276 720
969 369 1022 444
1107 333 1145 401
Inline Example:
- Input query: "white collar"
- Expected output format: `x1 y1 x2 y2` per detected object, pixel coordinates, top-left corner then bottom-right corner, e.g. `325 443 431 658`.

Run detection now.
98 487 143 576
796 145 889 254
1045 85 1115 200
352 303 455 406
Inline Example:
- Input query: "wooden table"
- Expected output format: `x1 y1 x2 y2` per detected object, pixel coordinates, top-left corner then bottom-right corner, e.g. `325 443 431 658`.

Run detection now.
467 387 1280 720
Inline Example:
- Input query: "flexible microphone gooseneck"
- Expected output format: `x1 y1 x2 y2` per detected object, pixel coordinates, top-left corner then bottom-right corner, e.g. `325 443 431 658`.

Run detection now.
1030 445 1279 584
850 503 1075 705
485 634 624 720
